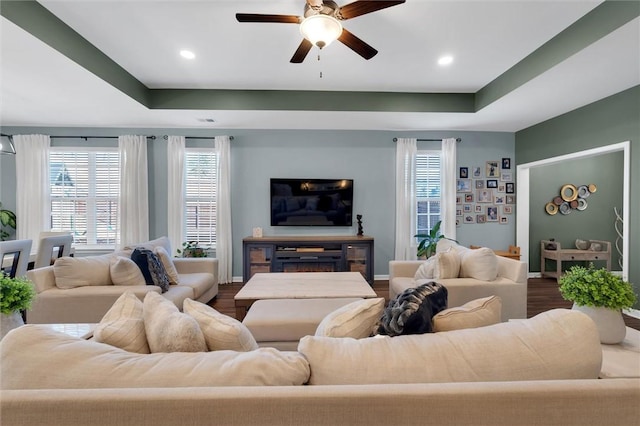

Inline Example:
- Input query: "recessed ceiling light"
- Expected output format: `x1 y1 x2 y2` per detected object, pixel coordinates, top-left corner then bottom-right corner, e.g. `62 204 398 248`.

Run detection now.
438 55 454 66
180 50 196 60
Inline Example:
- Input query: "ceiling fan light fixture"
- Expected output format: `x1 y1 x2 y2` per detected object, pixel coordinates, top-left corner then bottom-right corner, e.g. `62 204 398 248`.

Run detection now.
300 14 342 49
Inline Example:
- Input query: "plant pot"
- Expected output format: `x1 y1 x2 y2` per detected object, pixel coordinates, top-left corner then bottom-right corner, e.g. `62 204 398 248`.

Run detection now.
1 311 24 340
183 248 205 258
572 303 626 344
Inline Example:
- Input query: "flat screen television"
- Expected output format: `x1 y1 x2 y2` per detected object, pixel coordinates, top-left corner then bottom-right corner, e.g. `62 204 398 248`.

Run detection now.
270 178 353 226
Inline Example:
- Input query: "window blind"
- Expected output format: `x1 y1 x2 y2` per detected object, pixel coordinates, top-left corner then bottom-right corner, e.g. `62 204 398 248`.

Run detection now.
415 152 442 237
184 151 217 246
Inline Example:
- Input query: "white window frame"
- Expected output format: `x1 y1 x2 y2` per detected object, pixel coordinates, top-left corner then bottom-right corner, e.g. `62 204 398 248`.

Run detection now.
184 148 218 248
49 146 119 250
414 150 442 240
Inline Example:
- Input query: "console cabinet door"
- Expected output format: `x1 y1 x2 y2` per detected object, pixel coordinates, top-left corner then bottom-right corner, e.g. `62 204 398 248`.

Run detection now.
345 243 372 283
244 244 274 280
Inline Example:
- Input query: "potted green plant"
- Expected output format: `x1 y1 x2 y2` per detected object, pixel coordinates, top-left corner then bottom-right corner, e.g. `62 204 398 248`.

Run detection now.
0 202 17 241
559 263 637 344
414 220 455 259
1 274 36 338
176 241 208 258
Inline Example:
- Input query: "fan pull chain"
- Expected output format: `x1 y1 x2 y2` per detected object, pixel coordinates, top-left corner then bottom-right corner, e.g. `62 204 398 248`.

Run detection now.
318 54 322 79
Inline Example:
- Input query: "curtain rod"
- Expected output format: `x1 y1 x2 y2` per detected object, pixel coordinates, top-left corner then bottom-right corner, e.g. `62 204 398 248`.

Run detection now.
162 135 234 141
393 137 461 142
1 134 157 140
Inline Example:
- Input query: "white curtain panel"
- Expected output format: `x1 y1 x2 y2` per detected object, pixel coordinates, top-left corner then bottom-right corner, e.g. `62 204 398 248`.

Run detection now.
117 135 149 248
441 138 458 240
215 136 232 284
166 135 185 255
14 134 50 244
394 138 417 260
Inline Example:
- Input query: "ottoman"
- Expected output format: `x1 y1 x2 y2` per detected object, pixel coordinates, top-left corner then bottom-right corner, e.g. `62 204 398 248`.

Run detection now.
242 297 362 350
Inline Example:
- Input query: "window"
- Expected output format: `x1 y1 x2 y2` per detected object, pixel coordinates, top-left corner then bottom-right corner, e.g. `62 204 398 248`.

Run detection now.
49 149 119 248
415 151 441 238
184 149 217 247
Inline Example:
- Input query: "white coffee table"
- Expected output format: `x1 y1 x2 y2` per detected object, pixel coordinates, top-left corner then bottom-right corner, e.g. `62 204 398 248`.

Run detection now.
42 323 96 339
234 272 377 320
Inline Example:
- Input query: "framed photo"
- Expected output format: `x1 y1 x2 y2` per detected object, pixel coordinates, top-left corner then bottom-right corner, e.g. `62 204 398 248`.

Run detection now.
456 218 461 227
475 204 483 213
486 161 500 178
494 195 505 204
463 204 473 213
456 195 462 204
505 182 515 193
486 179 498 188
457 179 472 193
456 208 463 217
500 216 509 224
459 167 469 178
498 184 506 193
506 195 516 204
464 214 475 224
503 205 513 214
501 172 513 182
464 193 474 203
502 157 511 169
473 166 482 178
476 214 486 224
475 180 485 189
477 189 493 203
486 206 499 222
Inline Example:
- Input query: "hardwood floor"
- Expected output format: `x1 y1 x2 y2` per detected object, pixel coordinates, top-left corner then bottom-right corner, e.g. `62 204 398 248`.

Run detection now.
210 277 640 331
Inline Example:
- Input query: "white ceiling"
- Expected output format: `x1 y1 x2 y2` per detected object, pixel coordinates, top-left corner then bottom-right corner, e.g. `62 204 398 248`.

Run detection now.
1 0 638 132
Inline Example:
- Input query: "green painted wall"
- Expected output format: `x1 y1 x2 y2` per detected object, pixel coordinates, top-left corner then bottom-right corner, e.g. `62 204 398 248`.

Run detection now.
516 85 639 307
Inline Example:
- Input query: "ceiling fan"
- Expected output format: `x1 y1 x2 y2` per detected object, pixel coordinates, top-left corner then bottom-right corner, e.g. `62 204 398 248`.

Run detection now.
236 0 406 63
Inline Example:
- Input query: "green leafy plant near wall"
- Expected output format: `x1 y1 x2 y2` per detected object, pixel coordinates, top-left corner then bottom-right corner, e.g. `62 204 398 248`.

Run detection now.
0 275 36 315
414 220 457 259
559 263 636 310
0 202 17 241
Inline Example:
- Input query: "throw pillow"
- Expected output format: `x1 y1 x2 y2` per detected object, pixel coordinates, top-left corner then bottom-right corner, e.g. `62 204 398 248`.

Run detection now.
414 256 436 280
154 246 180 285
130 248 171 293
433 296 502 332
143 292 207 353
183 298 259 352
459 247 498 281
124 236 172 254
53 255 114 289
110 256 146 286
374 282 448 336
433 248 460 279
93 291 150 354
315 298 386 339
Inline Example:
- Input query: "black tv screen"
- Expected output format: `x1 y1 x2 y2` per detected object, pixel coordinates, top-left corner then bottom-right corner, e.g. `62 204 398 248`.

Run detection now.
270 178 353 226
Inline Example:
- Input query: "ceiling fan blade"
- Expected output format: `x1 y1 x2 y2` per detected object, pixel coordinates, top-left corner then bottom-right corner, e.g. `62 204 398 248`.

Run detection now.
338 1 405 20
290 39 314 63
338 28 377 60
236 13 301 24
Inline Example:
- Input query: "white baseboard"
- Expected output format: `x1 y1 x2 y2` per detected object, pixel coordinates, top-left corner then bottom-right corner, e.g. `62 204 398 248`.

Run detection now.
623 308 640 319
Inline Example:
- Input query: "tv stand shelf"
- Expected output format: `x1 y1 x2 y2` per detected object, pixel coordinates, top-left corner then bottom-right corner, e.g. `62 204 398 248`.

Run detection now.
243 235 374 284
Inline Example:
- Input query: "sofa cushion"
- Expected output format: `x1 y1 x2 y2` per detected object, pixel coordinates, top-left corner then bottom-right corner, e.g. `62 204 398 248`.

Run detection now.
155 246 180 285
298 309 602 385
131 248 171 293
433 295 502 332
93 291 150 354
183 299 258 352
374 282 448 336
124 236 172 254
459 247 498 281
315 298 385 339
176 273 212 300
1 325 310 389
143 292 207 353
110 256 146 286
414 257 435 280
433 249 461 279
53 254 114 289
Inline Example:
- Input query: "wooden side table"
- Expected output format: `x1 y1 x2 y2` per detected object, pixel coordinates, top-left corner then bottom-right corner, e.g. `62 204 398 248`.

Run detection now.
540 240 611 282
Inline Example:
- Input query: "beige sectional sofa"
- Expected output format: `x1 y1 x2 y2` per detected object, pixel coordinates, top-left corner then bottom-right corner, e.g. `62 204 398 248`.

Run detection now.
25 237 218 323
2 309 639 426
390 240 528 321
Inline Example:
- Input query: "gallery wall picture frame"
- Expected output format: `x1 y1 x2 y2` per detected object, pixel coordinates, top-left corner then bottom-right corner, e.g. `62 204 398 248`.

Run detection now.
501 172 513 182
456 209 463 216
463 204 473 213
465 193 474 203
477 214 487 224
473 166 482 178
477 189 493 203
486 161 500 178
505 182 515 193
487 206 499 222
475 204 483 213
498 184 506 193
506 195 516 204
464 215 475 224
460 167 468 178
503 205 513 214
456 195 462 204
487 179 498 188
502 158 511 169
494 195 506 204
500 216 509 224
475 180 485 189
457 179 472 193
